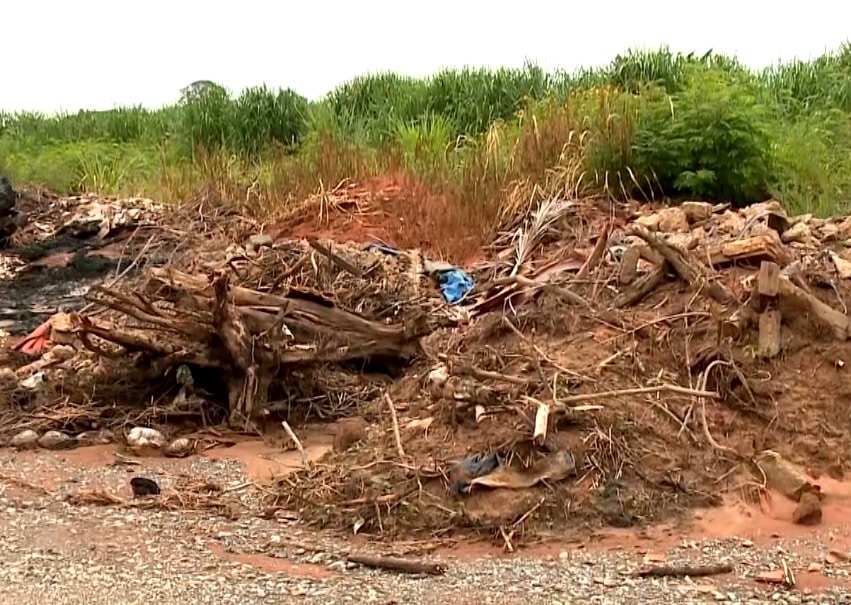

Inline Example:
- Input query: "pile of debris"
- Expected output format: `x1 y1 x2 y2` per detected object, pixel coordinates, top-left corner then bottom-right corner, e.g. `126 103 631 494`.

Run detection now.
3 188 851 540
263 197 851 536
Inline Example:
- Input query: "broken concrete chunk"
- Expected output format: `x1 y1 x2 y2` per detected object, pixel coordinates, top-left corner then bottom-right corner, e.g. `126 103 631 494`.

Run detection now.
716 210 746 234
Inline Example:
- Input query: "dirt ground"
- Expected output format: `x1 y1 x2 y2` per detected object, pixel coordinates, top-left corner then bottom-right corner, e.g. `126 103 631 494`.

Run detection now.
1 435 851 603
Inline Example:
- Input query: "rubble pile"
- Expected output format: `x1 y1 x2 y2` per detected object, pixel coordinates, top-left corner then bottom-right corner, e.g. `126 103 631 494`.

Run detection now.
3 187 851 540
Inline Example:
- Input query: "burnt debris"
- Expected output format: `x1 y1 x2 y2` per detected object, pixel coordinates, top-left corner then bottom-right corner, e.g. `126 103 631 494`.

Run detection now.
0 175 26 248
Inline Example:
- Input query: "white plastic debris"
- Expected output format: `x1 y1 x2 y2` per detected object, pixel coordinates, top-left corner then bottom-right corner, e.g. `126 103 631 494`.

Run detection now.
127 427 166 450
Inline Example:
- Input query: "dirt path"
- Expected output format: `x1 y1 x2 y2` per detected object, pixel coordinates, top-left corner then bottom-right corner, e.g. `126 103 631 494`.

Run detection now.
1 442 850 605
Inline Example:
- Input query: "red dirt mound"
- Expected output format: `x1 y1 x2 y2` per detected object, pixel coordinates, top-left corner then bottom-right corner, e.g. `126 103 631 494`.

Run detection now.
267 173 488 266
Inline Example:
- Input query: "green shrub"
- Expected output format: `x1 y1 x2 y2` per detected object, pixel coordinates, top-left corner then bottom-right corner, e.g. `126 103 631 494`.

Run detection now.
628 67 775 204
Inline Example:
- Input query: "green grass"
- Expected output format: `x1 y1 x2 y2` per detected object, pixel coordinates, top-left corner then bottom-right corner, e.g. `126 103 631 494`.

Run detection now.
2 43 851 252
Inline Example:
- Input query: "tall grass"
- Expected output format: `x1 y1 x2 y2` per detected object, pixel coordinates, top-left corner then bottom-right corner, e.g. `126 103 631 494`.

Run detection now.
2 43 851 258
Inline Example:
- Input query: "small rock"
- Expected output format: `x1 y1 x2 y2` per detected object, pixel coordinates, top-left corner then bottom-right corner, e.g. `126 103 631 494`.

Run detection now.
248 234 274 248
790 213 813 225
807 562 823 573
743 539 755 548
164 437 194 458
327 560 347 572
333 417 368 453
754 569 787 584
820 222 841 241
129 476 161 497
10 429 39 449
37 430 73 450
681 201 714 223
792 491 822 526
782 221 812 244
75 429 114 445
245 234 274 254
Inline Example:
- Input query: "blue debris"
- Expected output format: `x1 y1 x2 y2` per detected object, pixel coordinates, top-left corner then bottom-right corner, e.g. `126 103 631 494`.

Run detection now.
366 242 474 304
450 452 501 496
367 242 401 256
435 268 474 305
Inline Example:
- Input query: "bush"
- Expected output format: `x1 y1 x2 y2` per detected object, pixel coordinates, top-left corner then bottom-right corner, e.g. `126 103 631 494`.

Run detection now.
628 66 775 204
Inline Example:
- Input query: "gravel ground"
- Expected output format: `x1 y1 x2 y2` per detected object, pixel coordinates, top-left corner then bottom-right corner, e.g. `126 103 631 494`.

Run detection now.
0 449 850 605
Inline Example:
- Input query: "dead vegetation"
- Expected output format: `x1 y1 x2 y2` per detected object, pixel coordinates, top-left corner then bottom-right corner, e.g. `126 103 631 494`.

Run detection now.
3 187 851 542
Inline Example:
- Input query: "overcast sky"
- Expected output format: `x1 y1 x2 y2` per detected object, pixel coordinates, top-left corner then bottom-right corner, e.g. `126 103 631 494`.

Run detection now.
5 0 849 114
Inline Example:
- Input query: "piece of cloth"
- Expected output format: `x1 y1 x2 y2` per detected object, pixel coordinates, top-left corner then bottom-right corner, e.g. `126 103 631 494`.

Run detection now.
436 268 474 305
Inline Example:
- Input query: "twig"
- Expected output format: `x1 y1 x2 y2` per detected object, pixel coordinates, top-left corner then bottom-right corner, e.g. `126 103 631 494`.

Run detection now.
455 364 530 386
384 392 406 458
576 221 611 280
79 234 157 315
611 265 668 308
630 224 732 305
556 384 717 407
533 400 549 443
307 238 364 278
635 563 734 578
347 554 446 576
695 360 738 456
499 526 515 553
281 421 310 468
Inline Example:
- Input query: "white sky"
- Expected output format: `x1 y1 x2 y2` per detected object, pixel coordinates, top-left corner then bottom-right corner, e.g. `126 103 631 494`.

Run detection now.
5 0 849 114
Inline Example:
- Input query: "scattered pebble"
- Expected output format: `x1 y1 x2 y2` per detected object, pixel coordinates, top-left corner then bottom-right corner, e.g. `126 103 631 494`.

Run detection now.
0 449 849 604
